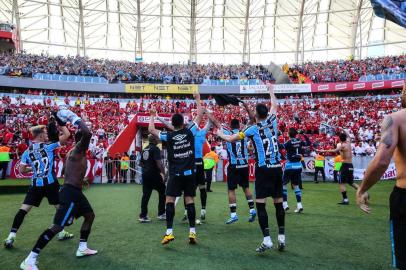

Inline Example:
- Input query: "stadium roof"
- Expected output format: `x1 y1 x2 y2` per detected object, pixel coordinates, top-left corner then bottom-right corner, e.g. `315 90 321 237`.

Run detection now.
0 0 405 64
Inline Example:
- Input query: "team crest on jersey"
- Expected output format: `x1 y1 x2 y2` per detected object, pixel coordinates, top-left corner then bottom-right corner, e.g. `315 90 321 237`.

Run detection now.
143 151 149 160
173 134 187 141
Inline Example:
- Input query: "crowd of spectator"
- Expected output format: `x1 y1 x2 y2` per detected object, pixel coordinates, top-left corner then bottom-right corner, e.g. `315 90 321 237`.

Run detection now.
0 52 273 83
290 55 405 83
0 91 398 162
1 52 405 84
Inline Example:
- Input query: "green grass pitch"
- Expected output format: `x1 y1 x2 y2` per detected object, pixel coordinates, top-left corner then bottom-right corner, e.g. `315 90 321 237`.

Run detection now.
0 181 394 270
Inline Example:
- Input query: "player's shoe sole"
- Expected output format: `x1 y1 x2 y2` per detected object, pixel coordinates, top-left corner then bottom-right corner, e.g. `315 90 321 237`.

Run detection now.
255 242 273 253
57 231 74 241
138 217 152 223
226 216 238 224
76 248 98 257
161 234 175 245
189 232 197 245
20 260 39 270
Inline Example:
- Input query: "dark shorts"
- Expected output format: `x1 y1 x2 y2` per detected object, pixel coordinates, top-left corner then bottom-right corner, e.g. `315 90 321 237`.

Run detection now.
283 169 302 186
23 181 60 207
142 174 165 190
166 174 196 197
339 163 354 185
195 159 205 187
54 184 93 227
227 165 249 190
255 166 283 199
390 186 406 269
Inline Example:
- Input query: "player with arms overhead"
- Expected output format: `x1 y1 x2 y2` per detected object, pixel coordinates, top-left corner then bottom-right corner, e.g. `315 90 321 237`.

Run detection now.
157 93 208 221
149 92 203 245
356 83 406 269
318 128 359 205
5 116 73 249
211 101 257 224
217 86 286 253
20 109 97 270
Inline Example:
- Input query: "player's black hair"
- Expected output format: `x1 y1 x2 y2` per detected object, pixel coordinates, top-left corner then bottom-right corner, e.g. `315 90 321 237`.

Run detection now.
288 127 298 138
171 113 184 129
230 119 240 129
339 132 347 142
211 146 215 151
74 129 83 143
256 104 268 119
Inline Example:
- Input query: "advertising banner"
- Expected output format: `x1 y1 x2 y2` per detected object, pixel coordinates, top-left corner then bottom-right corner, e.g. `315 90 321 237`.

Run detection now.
9 159 101 183
125 84 197 94
311 79 404 93
240 84 311 94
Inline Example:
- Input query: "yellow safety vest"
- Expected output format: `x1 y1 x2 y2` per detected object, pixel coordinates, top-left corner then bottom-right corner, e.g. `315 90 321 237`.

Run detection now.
315 156 324 168
0 146 10 162
121 159 129 170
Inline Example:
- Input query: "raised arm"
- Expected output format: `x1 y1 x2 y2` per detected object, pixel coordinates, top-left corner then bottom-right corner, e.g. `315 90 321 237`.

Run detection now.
59 126 70 144
217 129 242 143
157 115 174 131
206 109 221 129
193 92 204 125
356 115 398 213
242 101 255 125
269 85 277 115
73 120 92 154
148 109 160 138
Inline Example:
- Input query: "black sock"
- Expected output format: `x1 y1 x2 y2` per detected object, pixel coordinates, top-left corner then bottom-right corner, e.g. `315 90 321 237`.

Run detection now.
186 203 196 228
200 188 207 209
256 202 269 237
246 197 254 209
274 202 285 235
166 202 175 230
342 191 348 200
11 209 28 233
229 203 237 213
32 229 57 254
80 229 91 242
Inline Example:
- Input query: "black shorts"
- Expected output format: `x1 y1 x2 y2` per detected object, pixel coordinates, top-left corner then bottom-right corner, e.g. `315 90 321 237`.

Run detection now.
143 174 165 189
390 186 406 269
255 166 283 199
23 181 60 207
195 159 205 187
166 174 196 197
339 163 354 185
227 165 249 190
283 169 302 186
54 184 93 227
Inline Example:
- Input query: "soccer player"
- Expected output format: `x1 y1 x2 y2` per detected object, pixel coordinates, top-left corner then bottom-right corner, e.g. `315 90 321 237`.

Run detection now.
211 102 256 224
20 109 97 270
157 94 208 221
217 86 286 253
356 83 406 269
149 94 203 245
4 117 73 249
281 128 310 213
318 128 359 205
139 134 166 222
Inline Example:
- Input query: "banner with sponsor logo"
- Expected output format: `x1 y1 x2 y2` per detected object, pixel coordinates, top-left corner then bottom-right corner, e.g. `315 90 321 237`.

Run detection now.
240 84 311 94
125 84 197 94
311 79 404 93
9 159 102 183
135 113 191 127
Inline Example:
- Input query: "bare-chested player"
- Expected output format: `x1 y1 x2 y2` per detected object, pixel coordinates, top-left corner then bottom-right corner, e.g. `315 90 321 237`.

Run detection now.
20 109 97 270
356 83 406 269
318 128 359 205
